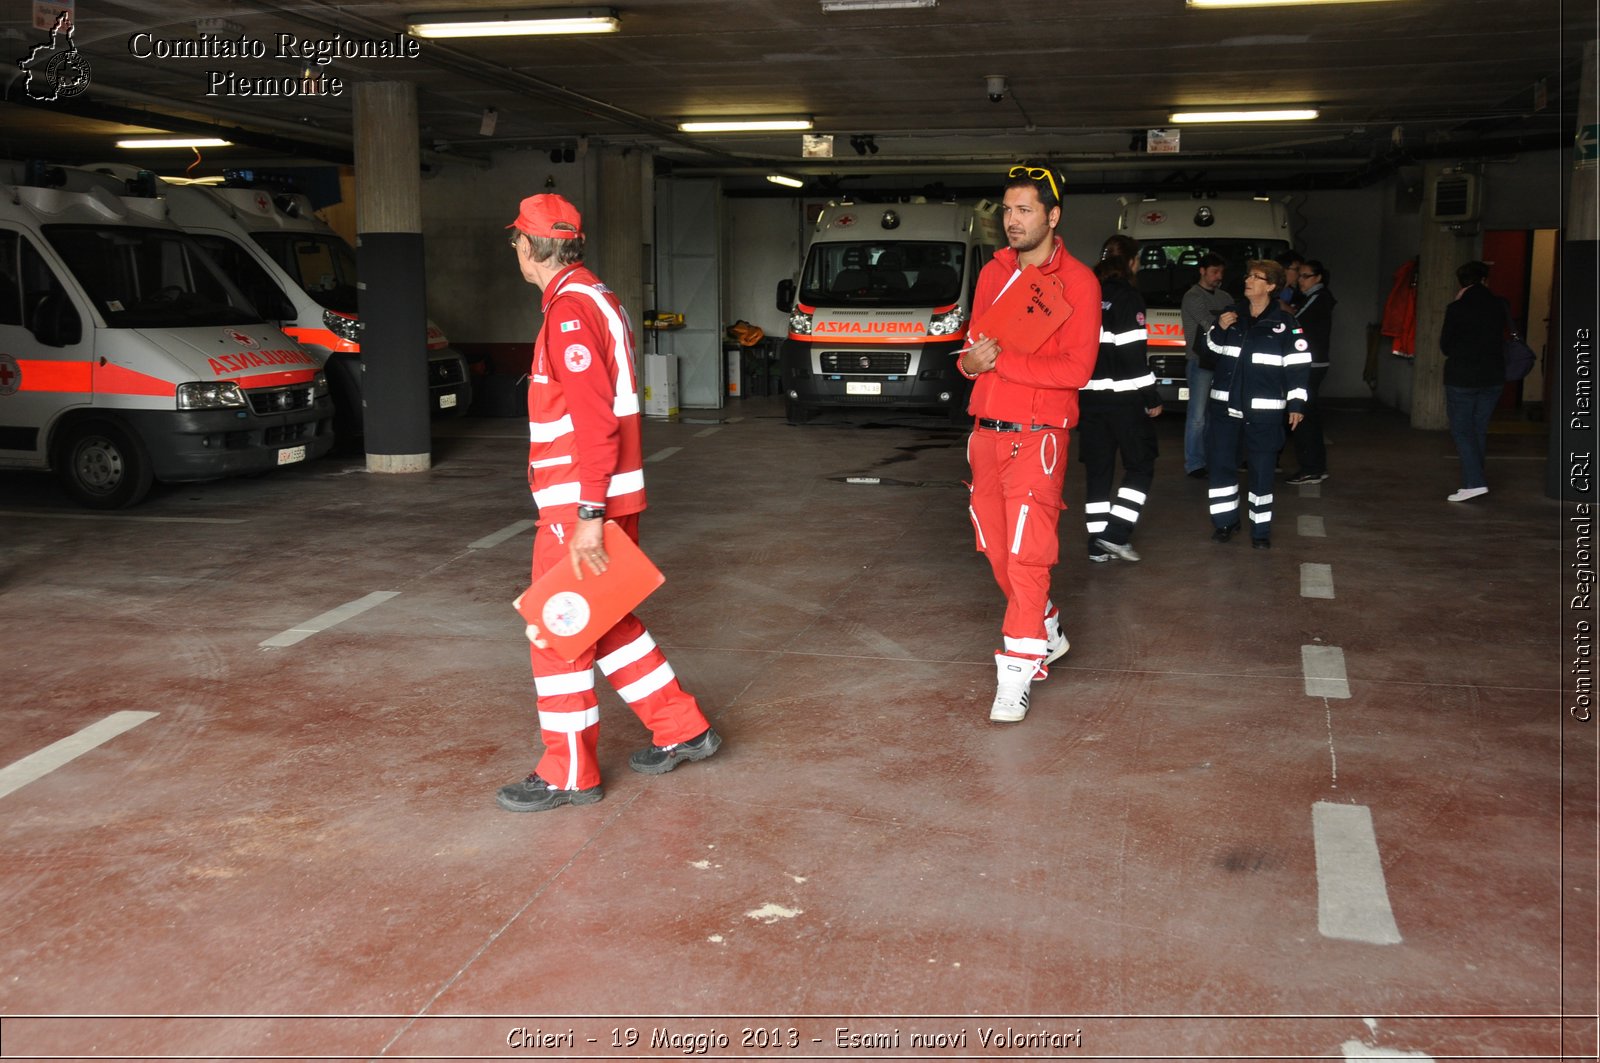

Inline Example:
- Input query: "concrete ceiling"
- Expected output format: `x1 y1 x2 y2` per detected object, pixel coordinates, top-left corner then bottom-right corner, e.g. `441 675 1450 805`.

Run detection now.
1 0 1591 195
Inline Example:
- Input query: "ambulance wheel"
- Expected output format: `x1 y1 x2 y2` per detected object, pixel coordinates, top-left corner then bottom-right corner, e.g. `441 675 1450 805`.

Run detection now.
56 420 154 509
785 399 814 425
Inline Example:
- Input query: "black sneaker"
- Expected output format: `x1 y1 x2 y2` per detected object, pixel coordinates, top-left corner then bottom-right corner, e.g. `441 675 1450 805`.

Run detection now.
1286 471 1328 485
495 775 603 812
1211 522 1240 543
630 727 722 775
1252 537 1272 550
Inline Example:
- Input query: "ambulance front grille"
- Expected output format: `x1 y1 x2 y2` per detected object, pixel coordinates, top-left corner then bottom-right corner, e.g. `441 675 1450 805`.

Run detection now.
245 383 317 416
429 356 466 385
820 351 911 374
1148 353 1187 379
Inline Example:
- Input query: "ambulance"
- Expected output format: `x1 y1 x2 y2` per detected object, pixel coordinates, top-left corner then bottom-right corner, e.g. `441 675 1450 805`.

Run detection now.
0 163 334 508
776 200 1002 424
149 172 471 437
1116 194 1294 406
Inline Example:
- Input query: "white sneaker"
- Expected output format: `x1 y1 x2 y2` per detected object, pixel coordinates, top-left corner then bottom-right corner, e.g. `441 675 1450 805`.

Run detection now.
1093 537 1141 562
1448 486 1489 502
990 654 1035 722
1035 615 1069 683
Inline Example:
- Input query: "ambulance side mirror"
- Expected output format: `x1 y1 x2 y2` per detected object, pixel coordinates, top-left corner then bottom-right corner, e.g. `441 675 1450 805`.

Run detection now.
775 278 794 313
29 292 81 348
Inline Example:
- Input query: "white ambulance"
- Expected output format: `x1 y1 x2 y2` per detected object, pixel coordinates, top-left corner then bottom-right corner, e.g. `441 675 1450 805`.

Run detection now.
0 163 334 508
147 174 472 438
776 200 1002 424
1116 194 1294 405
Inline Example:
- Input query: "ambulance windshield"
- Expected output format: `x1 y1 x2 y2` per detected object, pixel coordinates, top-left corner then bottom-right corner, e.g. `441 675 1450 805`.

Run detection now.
798 241 964 308
43 225 263 329
250 232 360 314
1135 238 1291 309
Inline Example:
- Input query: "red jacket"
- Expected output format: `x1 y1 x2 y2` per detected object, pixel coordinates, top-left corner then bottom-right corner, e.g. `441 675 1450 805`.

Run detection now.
964 237 1101 427
526 263 646 525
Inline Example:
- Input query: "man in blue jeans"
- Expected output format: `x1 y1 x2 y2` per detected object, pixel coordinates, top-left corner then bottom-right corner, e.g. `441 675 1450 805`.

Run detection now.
1440 260 1507 502
1180 253 1231 477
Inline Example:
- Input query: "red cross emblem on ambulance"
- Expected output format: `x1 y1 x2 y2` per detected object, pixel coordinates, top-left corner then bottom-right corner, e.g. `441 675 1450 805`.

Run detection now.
0 354 20 396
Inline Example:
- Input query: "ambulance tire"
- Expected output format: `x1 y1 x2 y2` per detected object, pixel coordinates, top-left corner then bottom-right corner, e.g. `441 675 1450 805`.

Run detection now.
56 420 155 509
785 399 814 425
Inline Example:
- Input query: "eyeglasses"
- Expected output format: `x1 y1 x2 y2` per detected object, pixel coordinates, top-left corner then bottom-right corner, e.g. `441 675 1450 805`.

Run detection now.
1008 165 1060 204
1246 272 1270 282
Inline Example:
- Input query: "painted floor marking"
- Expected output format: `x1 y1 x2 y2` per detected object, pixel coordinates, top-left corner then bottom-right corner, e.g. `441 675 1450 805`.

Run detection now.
1298 515 1326 537
1298 483 1323 498
646 447 682 463
1301 562 1336 599
0 711 158 801
1302 644 1351 698
1313 801 1403 944
1340 1043 1435 1060
469 519 536 550
693 426 722 438
0 510 246 524
260 591 401 648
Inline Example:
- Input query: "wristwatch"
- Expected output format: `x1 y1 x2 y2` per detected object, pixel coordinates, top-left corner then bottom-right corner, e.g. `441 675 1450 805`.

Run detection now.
576 505 606 521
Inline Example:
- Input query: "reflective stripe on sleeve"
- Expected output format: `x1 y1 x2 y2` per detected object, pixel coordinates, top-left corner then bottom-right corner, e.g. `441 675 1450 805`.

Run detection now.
530 415 575 443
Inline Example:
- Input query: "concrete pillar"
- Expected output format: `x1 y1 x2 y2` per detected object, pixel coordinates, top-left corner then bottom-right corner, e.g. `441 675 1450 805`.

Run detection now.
595 148 647 339
353 81 430 474
1408 160 1479 431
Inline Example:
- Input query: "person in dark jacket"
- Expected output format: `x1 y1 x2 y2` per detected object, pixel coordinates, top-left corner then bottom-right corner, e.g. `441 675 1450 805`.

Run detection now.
1285 259 1336 484
1079 235 1162 562
1204 259 1310 549
1440 260 1507 502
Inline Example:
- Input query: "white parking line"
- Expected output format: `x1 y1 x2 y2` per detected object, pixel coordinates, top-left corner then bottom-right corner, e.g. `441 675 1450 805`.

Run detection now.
469 519 536 550
1301 562 1336 599
259 591 400 648
1302 644 1351 698
1313 801 1403 944
0 712 158 801
1298 515 1326 537
1299 483 1323 498
647 447 682 463
693 426 722 438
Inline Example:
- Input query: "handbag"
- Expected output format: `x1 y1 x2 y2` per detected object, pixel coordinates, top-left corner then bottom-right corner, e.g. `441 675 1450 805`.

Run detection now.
1502 304 1535 381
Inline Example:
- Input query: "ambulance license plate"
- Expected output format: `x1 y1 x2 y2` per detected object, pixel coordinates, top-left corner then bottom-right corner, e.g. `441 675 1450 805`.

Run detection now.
439 393 458 409
846 381 881 396
1178 387 1190 401
277 445 307 466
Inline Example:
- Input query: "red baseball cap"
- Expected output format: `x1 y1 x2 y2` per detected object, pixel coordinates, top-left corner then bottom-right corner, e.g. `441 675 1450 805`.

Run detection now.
507 194 583 239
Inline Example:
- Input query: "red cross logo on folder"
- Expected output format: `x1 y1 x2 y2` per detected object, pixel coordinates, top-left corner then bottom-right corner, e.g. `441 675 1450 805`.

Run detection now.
969 265 1073 355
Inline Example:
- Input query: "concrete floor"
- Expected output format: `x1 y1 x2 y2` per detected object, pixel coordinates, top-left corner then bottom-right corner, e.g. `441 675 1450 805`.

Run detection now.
0 397 1593 1062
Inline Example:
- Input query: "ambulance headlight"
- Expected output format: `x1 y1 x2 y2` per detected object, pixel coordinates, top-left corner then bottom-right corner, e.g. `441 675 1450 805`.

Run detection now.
323 308 364 343
928 308 966 336
177 381 248 410
788 308 813 335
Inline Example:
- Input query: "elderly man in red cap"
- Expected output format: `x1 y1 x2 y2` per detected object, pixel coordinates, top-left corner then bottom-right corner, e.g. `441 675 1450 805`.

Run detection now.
497 193 721 813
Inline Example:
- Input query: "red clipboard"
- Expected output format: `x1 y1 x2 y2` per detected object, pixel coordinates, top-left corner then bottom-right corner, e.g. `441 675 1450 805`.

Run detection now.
969 264 1073 356
515 520 666 661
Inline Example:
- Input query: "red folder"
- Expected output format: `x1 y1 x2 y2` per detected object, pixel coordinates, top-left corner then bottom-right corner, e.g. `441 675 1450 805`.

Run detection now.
515 520 666 662
969 264 1073 356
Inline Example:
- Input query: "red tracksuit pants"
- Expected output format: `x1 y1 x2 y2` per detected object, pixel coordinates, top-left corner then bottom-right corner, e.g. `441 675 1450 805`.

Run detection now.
528 514 710 790
967 426 1068 662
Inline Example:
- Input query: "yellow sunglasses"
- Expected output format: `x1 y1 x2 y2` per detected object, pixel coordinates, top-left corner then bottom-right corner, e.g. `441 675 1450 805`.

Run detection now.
1008 164 1061 203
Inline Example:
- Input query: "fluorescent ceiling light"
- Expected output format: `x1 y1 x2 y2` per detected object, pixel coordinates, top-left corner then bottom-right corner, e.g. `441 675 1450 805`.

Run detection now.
1169 109 1319 123
766 174 805 188
116 137 233 148
677 118 814 133
406 7 619 38
821 0 937 10
1187 0 1396 6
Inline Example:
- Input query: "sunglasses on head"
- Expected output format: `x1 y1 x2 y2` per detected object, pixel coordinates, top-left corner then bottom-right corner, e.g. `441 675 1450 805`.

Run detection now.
1008 165 1060 204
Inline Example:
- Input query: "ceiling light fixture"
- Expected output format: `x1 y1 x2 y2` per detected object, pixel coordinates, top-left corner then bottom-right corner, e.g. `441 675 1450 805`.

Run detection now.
766 174 805 188
677 117 814 133
820 0 937 10
1186 0 1396 7
406 7 619 38
1169 108 1319 123
116 137 233 149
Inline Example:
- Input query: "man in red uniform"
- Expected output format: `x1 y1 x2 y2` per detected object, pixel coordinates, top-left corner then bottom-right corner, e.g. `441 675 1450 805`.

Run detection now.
958 167 1101 723
497 193 721 812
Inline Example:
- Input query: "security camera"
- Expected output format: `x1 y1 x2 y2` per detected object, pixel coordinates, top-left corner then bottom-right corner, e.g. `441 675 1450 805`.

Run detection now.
985 75 1008 103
